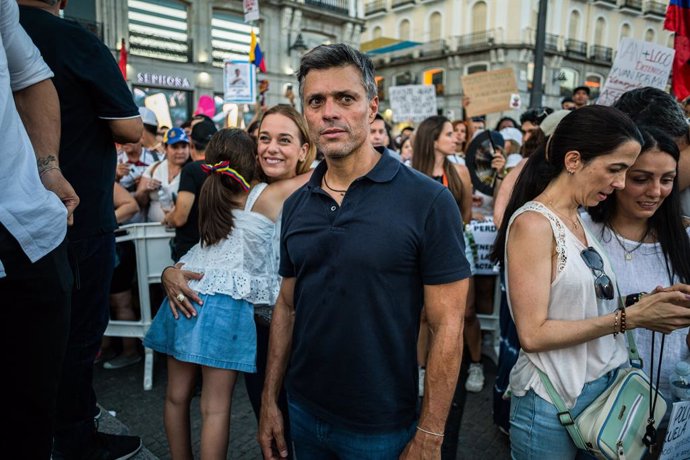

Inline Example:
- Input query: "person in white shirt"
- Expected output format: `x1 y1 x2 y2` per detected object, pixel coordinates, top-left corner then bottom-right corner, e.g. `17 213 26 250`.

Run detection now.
0 0 77 457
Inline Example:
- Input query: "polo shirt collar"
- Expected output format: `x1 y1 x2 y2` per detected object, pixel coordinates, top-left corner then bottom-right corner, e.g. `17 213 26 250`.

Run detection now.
307 146 400 190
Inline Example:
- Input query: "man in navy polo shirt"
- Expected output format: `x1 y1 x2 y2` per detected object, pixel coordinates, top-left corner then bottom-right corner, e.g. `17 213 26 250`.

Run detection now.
259 44 471 459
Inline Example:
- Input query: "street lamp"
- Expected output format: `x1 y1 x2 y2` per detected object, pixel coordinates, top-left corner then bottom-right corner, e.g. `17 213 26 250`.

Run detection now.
288 33 308 56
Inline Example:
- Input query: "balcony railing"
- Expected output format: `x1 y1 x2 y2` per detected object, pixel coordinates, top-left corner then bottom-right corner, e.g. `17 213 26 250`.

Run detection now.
391 0 415 8
455 30 494 51
545 33 560 53
620 0 642 12
592 0 616 7
129 31 193 63
305 0 349 15
365 0 386 15
590 45 613 63
643 1 666 17
566 38 587 57
66 16 103 41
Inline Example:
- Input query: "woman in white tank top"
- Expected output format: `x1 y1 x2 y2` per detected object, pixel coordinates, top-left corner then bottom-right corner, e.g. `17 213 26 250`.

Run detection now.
492 106 690 459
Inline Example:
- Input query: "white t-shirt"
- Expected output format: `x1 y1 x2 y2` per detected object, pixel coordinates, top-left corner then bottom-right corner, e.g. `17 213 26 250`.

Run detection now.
143 160 181 222
0 0 67 275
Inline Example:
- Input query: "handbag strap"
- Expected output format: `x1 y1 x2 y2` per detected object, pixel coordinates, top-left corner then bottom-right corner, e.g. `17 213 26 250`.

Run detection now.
536 368 591 451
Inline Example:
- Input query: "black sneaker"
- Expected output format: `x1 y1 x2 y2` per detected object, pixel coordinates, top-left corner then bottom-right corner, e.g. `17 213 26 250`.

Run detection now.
82 432 143 460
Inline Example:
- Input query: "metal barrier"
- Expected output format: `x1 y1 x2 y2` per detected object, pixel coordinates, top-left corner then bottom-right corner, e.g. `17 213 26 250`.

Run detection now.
104 223 174 390
477 274 502 365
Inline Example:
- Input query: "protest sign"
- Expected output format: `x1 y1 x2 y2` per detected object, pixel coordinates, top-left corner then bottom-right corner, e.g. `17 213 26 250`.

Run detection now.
388 85 437 122
598 38 674 106
243 0 260 22
461 68 518 118
467 218 499 275
660 400 690 460
224 60 255 104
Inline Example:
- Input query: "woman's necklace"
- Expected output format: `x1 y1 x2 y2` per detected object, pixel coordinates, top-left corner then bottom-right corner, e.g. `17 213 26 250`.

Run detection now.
323 174 347 197
609 225 650 262
541 194 581 232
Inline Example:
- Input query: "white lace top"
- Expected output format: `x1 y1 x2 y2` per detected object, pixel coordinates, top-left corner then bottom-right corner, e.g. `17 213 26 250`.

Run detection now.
506 201 628 408
582 213 690 398
178 183 280 305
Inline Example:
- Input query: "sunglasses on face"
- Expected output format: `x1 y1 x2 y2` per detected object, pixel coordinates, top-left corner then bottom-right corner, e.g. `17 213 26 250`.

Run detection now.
580 247 614 300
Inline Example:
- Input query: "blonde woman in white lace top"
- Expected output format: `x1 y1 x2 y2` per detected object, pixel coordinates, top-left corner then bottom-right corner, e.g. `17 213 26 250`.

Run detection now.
492 107 690 459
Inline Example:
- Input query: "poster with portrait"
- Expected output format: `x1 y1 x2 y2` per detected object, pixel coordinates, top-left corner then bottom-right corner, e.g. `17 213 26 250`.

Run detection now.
224 60 255 104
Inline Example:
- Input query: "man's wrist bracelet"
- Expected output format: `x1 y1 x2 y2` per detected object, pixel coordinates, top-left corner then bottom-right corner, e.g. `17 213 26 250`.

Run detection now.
416 426 444 437
39 165 61 177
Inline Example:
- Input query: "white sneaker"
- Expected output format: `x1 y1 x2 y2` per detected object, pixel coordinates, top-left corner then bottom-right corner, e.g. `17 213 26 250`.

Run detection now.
418 367 426 397
465 363 485 393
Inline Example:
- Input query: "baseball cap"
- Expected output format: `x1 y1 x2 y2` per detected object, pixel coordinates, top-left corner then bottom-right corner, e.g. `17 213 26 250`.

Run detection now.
499 127 523 146
139 107 158 127
163 127 190 145
573 85 591 96
540 110 572 137
191 120 218 145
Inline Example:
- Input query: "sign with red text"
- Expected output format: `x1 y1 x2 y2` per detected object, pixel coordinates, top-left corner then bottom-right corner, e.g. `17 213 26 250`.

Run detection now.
660 400 690 460
598 38 674 106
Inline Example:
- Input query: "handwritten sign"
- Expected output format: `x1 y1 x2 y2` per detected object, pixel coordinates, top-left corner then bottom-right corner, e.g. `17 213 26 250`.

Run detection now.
660 400 690 460
467 219 499 275
389 85 437 123
598 38 674 106
461 68 518 118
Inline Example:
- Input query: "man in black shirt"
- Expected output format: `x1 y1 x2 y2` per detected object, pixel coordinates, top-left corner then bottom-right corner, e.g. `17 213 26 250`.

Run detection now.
19 1 143 458
163 119 217 260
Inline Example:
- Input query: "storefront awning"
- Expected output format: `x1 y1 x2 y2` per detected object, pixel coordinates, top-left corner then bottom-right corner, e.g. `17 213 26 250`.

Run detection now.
360 37 421 55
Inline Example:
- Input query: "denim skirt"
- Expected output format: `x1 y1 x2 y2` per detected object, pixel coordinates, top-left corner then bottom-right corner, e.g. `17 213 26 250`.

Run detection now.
144 293 257 372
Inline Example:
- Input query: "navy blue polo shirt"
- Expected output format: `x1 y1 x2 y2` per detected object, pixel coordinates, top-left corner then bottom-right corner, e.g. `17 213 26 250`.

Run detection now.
279 149 471 432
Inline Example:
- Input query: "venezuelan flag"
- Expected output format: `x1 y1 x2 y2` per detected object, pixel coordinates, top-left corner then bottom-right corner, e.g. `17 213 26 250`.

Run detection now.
666 0 690 100
249 31 266 73
666 0 690 37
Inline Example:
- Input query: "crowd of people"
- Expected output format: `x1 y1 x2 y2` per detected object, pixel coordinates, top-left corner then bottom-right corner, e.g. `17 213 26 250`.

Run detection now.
3 1 690 458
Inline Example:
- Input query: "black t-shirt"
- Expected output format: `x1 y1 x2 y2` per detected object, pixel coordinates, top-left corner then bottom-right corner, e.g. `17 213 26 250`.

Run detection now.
19 7 139 240
174 161 207 261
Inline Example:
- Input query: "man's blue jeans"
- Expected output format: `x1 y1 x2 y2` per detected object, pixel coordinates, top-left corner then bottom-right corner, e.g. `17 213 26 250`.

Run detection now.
288 398 416 459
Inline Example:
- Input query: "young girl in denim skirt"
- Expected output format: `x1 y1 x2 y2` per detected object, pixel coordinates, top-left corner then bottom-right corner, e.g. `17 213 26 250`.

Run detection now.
144 128 306 459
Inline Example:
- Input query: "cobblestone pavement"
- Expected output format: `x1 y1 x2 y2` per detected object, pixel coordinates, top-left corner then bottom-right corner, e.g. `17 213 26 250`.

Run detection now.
94 353 510 459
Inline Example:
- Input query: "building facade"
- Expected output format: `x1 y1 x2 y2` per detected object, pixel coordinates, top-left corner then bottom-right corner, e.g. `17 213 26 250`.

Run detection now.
65 0 364 125
361 0 670 125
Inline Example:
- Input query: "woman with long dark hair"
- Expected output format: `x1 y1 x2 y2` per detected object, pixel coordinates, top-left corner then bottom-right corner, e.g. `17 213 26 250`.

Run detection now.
584 126 690 399
492 106 690 458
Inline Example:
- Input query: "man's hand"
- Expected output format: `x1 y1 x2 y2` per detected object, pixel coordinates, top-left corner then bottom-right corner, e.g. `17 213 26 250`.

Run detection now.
258 400 289 459
399 432 443 459
116 163 130 181
40 168 79 225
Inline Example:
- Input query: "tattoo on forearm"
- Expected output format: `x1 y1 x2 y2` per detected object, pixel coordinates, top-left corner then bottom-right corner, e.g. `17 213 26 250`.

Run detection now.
37 155 58 174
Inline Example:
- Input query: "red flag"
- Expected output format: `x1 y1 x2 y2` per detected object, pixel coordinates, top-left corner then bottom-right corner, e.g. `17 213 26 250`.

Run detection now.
118 38 127 80
665 1 690 100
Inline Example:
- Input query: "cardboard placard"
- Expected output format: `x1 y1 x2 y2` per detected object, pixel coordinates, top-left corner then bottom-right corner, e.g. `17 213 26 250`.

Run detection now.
660 400 690 460
461 68 518 118
598 38 674 106
388 85 438 123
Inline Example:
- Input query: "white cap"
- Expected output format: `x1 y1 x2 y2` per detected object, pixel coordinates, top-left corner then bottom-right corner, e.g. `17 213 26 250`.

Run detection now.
499 127 523 146
139 107 158 127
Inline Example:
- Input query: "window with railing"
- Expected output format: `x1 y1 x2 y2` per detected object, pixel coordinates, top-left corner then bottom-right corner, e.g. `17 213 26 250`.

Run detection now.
211 10 256 68
128 0 191 62
305 0 349 15
365 0 386 15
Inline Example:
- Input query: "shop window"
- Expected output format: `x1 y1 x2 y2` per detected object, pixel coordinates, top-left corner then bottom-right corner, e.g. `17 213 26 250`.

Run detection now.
465 62 488 75
585 74 603 99
133 86 192 128
423 68 444 96
394 72 412 86
558 67 578 97
376 76 385 101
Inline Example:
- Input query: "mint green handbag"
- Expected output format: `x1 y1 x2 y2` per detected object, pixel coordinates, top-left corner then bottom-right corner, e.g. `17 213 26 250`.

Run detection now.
537 329 667 460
